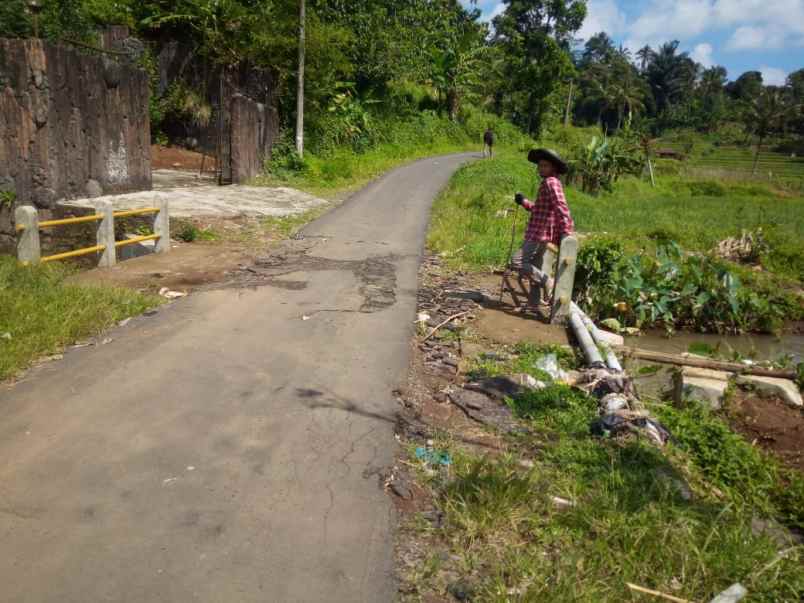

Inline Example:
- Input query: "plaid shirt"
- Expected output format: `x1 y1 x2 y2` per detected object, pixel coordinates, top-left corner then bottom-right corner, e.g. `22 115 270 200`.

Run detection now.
521 176 574 244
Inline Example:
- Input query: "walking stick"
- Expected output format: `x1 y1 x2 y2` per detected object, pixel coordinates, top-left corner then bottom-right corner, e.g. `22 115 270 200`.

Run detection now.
498 204 520 302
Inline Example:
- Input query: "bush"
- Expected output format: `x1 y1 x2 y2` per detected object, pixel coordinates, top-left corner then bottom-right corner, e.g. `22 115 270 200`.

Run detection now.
575 238 792 333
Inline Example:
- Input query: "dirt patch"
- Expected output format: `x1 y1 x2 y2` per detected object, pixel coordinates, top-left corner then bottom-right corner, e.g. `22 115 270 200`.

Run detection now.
728 392 804 472
151 145 216 172
70 240 252 293
474 305 570 346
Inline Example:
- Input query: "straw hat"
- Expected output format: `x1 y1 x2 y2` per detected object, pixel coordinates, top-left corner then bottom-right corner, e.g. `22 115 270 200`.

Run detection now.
527 148 568 175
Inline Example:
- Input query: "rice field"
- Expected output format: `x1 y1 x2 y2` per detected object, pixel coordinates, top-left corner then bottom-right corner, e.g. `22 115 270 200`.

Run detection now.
657 143 804 180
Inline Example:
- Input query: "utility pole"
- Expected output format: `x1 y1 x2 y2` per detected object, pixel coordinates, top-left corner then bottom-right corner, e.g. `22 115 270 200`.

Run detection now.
295 0 305 157
564 80 573 127
28 0 42 38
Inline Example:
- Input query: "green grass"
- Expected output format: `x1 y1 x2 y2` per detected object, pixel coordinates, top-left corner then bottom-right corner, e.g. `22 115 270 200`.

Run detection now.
427 148 804 283
0 256 160 380
405 353 804 601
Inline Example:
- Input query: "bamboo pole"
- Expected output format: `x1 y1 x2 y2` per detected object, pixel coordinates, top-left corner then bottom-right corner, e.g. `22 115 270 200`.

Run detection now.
614 346 796 379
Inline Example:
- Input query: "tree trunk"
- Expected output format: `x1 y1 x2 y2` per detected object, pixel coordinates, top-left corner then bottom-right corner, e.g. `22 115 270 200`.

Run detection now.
564 80 573 127
647 157 655 187
751 135 763 176
295 0 306 157
446 88 459 121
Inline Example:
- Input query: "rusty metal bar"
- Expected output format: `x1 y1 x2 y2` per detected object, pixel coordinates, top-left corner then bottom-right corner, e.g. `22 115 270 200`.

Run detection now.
40 245 105 263
114 234 160 248
112 207 159 218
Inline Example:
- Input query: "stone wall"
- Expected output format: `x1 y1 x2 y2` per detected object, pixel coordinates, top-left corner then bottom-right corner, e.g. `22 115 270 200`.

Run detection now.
230 93 278 184
0 38 151 252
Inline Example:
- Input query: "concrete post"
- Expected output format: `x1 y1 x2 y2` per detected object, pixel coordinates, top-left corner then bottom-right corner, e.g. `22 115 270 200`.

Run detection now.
15 206 41 264
95 201 116 268
550 235 578 324
153 198 170 253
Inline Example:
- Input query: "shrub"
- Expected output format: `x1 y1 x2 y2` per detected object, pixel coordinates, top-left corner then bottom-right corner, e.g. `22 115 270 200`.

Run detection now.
575 238 792 333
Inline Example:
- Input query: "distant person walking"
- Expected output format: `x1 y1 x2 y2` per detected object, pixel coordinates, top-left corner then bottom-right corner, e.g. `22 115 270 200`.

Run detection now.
483 127 495 158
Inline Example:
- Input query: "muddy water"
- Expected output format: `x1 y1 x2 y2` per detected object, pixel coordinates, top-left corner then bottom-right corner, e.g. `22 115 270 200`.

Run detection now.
626 330 804 363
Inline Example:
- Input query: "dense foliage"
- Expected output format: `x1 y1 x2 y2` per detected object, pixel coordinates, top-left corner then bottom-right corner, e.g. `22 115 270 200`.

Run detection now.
574 238 796 334
2 0 802 152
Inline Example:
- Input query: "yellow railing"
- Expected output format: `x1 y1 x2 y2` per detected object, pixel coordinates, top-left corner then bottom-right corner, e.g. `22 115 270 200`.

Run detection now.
15 201 169 267
41 245 106 263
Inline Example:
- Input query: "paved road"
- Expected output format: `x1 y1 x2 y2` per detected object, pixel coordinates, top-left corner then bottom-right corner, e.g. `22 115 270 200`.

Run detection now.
0 154 474 603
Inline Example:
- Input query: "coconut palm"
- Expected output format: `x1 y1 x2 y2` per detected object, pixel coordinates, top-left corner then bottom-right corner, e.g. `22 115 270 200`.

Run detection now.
646 41 696 114
636 45 653 73
742 88 790 174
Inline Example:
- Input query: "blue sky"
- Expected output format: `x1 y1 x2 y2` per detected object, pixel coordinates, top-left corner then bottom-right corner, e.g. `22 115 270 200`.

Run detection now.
463 0 804 85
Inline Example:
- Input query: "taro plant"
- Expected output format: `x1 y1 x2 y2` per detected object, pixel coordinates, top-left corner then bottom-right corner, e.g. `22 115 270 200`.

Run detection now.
576 238 790 334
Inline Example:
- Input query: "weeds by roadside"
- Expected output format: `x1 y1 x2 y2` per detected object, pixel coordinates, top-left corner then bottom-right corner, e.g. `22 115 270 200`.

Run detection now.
395 255 804 602
0 256 159 381
398 340 804 602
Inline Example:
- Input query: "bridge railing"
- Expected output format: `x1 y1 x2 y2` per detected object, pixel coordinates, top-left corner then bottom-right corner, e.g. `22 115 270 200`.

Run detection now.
15 200 169 267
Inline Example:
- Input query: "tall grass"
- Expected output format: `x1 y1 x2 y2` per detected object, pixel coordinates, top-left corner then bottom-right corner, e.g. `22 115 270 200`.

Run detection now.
427 149 804 283
0 257 159 380
406 351 804 601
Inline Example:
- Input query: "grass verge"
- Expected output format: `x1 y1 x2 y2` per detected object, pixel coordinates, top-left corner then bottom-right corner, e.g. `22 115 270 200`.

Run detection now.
405 348 804 601
0 256 160 381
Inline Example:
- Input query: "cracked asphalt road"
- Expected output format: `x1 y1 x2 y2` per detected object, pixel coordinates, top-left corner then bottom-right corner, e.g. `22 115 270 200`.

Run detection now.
0 153 475 603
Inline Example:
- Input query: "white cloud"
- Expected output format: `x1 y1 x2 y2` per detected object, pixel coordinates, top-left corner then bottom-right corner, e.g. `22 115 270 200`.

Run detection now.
588 0 804 58
691 43 714 67
577 0 628 41
726 25 788 50
627 0 714 46
760 66 788 86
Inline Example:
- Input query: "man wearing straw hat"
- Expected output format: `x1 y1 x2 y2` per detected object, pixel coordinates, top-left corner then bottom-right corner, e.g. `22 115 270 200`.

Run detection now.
510 148 574 309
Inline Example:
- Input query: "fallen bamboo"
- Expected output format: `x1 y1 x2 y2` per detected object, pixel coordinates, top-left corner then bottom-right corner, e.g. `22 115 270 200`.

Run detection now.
614 346 796 379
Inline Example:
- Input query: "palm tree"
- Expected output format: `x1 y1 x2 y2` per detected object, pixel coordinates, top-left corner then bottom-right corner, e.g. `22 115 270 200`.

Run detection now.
636 45 653 73
743 88 790 174
583 62 618 129
646 41 695 114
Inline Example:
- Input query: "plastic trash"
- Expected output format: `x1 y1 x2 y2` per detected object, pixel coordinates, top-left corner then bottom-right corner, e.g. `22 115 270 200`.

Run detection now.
589 414 629 438
601 393 629 412
710 583 747 603
534 354 567 381
590 414 672 446
415 446 451 466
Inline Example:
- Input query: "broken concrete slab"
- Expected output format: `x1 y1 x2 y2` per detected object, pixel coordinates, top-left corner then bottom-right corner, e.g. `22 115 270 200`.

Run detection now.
736 375 803 408
673 367 731 409
64 178 328 219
